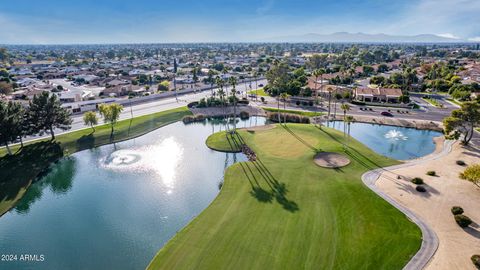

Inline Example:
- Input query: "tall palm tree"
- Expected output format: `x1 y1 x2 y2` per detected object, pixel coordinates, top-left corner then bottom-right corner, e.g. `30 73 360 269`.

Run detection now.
280 92 288 124
312 69 323 106
253 70 259 101
344 115 354 146
216 77 227 131
326 86 334 121
229 76 238 133
340 103 351 136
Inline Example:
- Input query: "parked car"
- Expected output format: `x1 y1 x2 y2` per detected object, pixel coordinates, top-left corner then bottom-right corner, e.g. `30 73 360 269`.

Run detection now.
381 111 393 117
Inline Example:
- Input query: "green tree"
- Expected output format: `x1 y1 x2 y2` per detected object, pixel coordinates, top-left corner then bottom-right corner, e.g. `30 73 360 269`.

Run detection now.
340 103 350 136
460 164 480 187
344 115 355 146
443 102 480 145
313 68 325 105
83 111 98 132
228 76 238 132
98 103 124 137
157 80 170 91
0 101 24 154
280 92 289 124
0 48 8 63
28 92 72 140
0 81 13 95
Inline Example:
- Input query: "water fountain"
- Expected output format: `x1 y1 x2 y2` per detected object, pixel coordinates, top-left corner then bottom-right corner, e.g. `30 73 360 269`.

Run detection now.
384 129 408 141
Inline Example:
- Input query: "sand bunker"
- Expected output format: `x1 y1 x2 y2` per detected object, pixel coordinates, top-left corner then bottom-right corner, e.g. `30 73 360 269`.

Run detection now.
314 152 351 168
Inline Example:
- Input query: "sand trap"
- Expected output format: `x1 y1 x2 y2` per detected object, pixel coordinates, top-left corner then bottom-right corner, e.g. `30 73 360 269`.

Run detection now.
314 152 350 168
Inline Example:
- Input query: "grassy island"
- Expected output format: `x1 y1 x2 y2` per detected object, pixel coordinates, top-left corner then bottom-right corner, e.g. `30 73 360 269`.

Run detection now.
148 123 421 270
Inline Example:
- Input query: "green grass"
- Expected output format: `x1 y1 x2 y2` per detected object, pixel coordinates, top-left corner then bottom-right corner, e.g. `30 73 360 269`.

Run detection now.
148 124 421 270
248 88 269 96
0 107 191 216
422 98 443 108
446 98 462 106
262 107 324 117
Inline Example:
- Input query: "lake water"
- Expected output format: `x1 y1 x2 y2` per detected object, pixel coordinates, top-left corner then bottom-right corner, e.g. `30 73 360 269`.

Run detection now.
0 117 266 270
328 121 443 160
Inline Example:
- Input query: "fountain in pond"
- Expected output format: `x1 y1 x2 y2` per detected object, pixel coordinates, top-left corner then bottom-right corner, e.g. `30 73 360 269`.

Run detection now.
384 129 408 141
104 149 142 166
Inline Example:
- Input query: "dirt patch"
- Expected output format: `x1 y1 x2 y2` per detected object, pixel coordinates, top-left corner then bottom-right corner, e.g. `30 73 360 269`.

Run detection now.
314 152 351 168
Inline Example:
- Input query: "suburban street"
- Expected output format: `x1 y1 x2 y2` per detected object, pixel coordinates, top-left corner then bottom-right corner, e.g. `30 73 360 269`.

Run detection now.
21 79 268 142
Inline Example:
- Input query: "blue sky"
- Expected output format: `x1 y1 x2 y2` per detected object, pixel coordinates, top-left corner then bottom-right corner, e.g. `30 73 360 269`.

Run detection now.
1 0 479 44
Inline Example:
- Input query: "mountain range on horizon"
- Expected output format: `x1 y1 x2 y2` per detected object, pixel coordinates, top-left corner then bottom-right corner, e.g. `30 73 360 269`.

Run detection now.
264 32 473 43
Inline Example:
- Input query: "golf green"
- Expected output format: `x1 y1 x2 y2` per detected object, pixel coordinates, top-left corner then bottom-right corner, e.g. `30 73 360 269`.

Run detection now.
148 123 421 270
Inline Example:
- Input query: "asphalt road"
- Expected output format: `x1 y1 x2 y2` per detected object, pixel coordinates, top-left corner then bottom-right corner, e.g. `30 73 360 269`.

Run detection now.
22 79 267 142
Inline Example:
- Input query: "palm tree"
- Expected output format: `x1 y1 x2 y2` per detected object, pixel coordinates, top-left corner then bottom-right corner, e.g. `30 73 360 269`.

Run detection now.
340 103 350 136
280 92 288 124
216 77 227 131
253 70 259 101
207 69 215 97
312 69 324 106
326 86 334 121
344 115 355 146
229 76 238 133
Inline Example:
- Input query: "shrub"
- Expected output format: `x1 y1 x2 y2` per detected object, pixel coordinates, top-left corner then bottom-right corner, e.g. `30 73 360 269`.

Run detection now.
416 186 426 192
426 171 436 176
194 114 206 121
472 254 480 269
237 99 249 105
239 111 250 120
454 214 472 228
267 112 310 124
456 160 466 166
182 115 195 124
451 206 464 215
187 101 199 108
411 177 424 185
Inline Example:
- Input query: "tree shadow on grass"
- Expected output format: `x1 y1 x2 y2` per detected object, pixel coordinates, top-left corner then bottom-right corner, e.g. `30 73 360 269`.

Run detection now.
234 132 299 212
76 133 96 152
282 125 320 153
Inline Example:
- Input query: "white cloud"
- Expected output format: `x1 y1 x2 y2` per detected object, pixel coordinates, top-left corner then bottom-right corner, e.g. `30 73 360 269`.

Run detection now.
468 37 480 42
437 33 460 39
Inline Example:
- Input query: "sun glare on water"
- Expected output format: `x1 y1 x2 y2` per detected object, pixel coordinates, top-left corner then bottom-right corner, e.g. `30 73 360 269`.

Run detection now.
101 137 184 193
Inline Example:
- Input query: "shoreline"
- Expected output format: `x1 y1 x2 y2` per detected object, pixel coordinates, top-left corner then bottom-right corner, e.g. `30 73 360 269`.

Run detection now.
327 114 444 132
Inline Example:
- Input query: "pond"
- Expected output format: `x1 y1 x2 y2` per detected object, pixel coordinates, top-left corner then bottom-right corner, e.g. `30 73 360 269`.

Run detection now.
0 116 267 270
328 121 443 160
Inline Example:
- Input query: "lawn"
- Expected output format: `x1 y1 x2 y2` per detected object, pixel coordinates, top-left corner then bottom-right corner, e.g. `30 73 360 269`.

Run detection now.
422 98 443 108
148 124 421 270
248 88 269 96
0 107 191 216
262 107 324 117
446 98 462 106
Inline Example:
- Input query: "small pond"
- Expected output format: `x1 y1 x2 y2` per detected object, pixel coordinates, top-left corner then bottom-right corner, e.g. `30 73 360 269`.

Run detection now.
0 116 266 270
328 121 443 160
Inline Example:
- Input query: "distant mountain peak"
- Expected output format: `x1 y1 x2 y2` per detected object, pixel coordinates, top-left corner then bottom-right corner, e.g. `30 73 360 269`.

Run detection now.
265 32 466 43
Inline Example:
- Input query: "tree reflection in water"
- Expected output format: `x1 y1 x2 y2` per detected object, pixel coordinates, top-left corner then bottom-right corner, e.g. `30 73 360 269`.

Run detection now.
15 158 76 214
